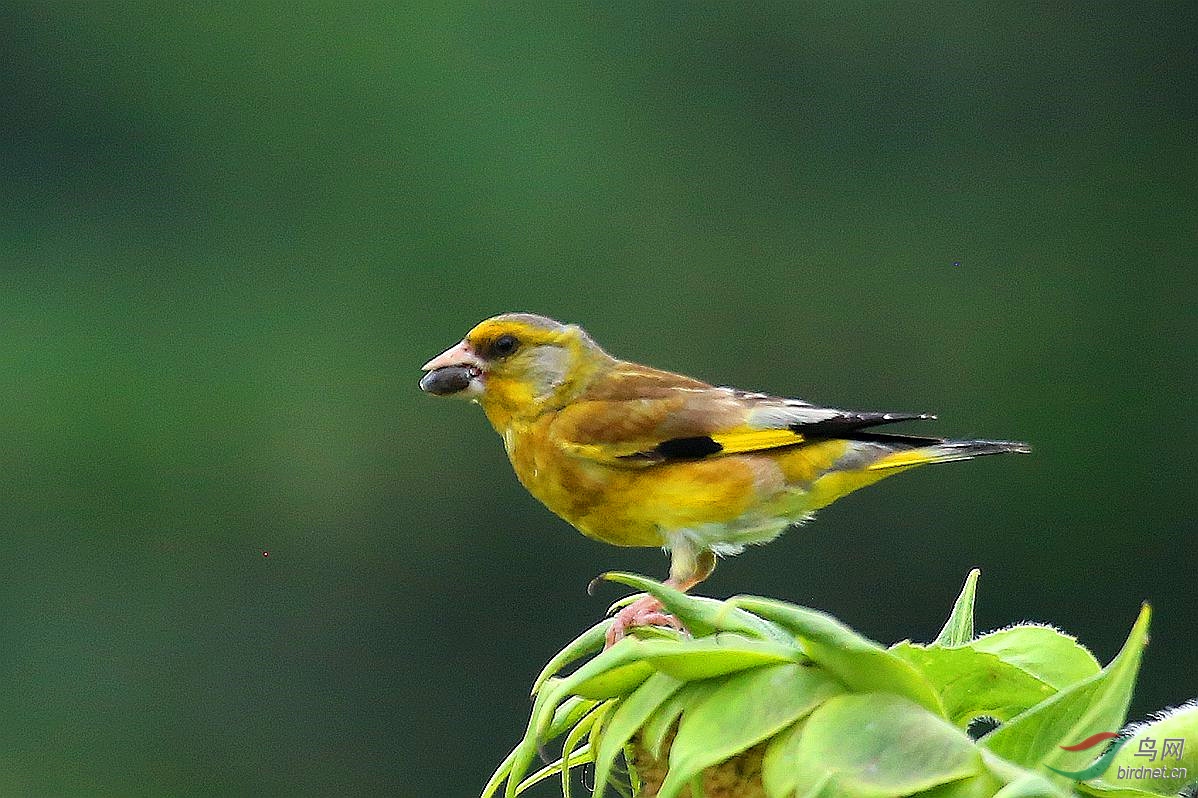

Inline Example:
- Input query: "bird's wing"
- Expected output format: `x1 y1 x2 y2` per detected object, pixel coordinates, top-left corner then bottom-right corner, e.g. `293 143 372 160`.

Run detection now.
552 364 935 466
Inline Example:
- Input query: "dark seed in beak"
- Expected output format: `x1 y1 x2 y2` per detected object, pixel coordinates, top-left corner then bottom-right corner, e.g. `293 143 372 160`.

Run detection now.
420 365 478 396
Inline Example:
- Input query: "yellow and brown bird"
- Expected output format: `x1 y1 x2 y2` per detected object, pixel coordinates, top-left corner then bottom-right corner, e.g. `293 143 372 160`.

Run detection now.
421 313 1028 644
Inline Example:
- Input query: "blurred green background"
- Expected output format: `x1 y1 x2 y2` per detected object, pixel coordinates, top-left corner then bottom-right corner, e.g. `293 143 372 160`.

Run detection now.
2 3 1193 796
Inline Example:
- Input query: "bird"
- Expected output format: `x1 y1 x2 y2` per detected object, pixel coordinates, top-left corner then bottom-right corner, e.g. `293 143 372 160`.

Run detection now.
420 313 1029 645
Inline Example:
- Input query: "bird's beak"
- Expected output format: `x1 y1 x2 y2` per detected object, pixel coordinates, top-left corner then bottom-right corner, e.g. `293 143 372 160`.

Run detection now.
420 340 486 396
422 340 484 372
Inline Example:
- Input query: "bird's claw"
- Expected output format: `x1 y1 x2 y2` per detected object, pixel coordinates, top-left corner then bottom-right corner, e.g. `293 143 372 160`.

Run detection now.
604 595 684 648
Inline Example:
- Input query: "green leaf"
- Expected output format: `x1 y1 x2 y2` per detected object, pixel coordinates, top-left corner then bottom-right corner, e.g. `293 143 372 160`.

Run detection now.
656 662 843 798
891 642 1057 727
600 572 785 641
795 771 837 798
543 696 601 741
918 770 1009 798
972 624 1100 690
981 604 1151 780
730 595 945 716
979 748 1039 785
762 717 809 798
988 773 1072 798
1095 701 1198 795
640 681 708 760
548 637 656 706
511 742 594 796
593 672 685 797
502 680 565 798
639 633 802 681
488 579 1164 798
936 568 981 646
1075 784 1180 798
530 618 611 696
507 684 608 798
503 698 610 798
557 702 610 798
628 624 686 642
766 692 983 798
497 656 632 795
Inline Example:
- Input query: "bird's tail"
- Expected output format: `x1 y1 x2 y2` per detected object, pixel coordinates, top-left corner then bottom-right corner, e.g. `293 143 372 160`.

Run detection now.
858 434 1031 471
797 432 1029 512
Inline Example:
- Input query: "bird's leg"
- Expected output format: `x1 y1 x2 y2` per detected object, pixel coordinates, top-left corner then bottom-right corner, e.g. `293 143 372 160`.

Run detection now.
605 546 716 648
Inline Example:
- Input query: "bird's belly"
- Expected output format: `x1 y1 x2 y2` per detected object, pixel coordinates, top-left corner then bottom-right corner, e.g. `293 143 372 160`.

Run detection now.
515 445 812 549
508 428 859 551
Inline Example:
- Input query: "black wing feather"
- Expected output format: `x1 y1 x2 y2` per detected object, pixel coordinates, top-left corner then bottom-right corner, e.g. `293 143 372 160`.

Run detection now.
792 411 936 438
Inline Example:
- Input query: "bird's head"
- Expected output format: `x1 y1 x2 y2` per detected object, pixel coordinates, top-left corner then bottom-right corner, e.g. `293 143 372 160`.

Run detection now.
421 313 611 425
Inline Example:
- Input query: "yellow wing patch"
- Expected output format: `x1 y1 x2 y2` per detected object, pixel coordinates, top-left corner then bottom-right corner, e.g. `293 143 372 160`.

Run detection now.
709 427 807 454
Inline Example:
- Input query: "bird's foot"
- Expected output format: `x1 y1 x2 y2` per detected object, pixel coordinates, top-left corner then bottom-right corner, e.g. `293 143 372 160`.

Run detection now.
605 595 683 648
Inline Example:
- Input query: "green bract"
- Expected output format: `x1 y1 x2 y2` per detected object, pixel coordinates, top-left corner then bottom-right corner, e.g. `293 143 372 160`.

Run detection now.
483 572 1192 798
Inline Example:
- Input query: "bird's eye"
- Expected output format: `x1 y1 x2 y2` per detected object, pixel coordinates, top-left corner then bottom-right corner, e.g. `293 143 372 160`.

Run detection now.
491 334 519 358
